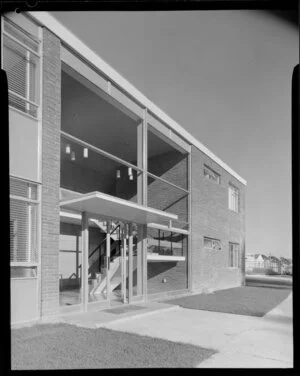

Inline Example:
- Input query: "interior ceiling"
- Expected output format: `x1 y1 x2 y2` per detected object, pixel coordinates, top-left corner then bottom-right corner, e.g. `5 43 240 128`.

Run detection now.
61 70 174 166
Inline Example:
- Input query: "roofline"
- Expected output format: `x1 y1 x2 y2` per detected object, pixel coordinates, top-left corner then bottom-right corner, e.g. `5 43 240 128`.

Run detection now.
27 11 247 186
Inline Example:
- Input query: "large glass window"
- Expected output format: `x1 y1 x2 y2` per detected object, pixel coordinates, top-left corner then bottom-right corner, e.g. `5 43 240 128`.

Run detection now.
147 176 189 224
61 69 140 165
147 228 188 294
147 125 189 228
10 178 39 278
61 134 141 203
148 125 188 190
3 18 40 118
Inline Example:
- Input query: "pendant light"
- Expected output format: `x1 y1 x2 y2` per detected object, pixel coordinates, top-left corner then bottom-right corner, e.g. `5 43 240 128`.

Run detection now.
71 151 76 161
65 144 71 154
83 147 88 158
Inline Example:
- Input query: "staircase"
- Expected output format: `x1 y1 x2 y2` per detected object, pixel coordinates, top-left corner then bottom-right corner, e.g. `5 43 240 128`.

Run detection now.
91 256 122 295
87 222 122 297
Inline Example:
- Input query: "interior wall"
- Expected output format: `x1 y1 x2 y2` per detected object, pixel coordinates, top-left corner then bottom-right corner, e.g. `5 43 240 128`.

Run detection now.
147 228 188 294
59 222 105 289
61 159 117 195
116 150 188 221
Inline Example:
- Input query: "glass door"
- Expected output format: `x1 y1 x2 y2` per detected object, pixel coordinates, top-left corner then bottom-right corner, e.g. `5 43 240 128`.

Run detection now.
88 220 124 303
87 219 144 305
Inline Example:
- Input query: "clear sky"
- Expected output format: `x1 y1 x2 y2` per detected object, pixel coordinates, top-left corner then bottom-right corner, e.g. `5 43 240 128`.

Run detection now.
51 10 298 259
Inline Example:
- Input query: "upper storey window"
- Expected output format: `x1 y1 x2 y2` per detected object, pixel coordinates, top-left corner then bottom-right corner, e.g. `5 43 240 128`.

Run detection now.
204 165 220 184
2 18 40 118
229 183 240 212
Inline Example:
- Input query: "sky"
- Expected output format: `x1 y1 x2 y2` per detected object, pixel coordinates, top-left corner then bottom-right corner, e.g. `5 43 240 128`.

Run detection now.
51 10 298 259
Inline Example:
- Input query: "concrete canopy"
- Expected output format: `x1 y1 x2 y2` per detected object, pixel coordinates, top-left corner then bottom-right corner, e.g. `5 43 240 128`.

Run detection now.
60 191 178 225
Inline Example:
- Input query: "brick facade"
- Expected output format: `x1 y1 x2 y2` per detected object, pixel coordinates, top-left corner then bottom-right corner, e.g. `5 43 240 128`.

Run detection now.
191 146 246 293
41 28 61 317
39 30 245 310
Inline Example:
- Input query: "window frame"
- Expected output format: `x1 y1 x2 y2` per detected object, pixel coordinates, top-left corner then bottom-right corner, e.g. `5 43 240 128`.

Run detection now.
10 177 40 269
229 242 240 268
203 237 222 251
228 183 240 213
2 17 41 118
203 164 221 184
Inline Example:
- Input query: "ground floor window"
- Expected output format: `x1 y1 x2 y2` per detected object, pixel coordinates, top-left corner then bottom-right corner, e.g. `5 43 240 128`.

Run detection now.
229 242 240 268
147 228 188 295
10 177 39 277
203 237 222 250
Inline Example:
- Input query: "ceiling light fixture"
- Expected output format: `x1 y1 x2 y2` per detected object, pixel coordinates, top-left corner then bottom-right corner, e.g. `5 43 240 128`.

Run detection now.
83 147 88 158
66 144 71 154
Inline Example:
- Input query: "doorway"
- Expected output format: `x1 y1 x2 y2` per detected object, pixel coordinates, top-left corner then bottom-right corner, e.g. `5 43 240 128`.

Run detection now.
87 218 143 306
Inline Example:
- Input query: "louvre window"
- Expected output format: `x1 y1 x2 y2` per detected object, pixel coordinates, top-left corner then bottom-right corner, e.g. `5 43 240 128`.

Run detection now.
10 178 39 265
3 19 40 118
204 165 220 184
9 178 38 200
229 184 240 212
229 242 240 267
204 237 222 250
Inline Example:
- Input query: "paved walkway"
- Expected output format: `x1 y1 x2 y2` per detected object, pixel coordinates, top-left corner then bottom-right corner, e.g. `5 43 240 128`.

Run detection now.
100 292 293 368
52 302 178 329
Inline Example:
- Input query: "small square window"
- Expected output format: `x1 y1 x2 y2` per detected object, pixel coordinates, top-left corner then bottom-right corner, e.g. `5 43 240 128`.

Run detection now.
203 165 220 184
204 237 222 250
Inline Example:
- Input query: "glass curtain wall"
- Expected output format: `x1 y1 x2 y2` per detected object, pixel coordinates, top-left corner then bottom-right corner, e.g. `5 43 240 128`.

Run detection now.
60 68 143 203
146 123 190 294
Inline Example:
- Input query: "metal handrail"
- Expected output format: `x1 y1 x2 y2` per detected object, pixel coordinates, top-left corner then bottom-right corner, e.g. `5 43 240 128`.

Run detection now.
98 224 121 271
89 223 121 260
78 224 121 276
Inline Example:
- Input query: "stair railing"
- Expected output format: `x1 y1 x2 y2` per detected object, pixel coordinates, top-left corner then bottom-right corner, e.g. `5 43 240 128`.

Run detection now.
78 223 121 277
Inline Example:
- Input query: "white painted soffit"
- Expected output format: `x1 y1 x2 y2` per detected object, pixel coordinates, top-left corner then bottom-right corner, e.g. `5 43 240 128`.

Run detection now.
27 11 247 186
60 191 178 225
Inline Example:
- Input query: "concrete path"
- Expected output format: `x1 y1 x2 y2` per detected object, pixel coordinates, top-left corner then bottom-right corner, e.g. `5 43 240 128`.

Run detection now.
101 292 293 368
52 302 178 329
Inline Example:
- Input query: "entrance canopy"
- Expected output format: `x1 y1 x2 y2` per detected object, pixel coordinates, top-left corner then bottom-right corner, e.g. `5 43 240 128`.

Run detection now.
60 191 178 225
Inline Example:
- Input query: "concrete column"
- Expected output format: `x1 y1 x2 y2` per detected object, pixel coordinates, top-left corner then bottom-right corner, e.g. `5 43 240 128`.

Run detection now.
128 223 133 303
137 225 143 296
142 224 148 302
106 220 111 298
82 212 89 311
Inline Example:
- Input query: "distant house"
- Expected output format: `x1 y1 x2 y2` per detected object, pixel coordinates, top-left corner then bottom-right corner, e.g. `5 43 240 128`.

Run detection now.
280 257 292 274
246 253 283 274
265 255 281 273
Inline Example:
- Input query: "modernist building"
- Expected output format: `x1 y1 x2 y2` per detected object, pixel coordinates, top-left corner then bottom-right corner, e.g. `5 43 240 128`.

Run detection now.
4 11 246 324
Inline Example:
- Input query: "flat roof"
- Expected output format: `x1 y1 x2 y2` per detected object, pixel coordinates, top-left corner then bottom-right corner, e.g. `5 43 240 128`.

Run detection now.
28 11 246 186
60 191 178 224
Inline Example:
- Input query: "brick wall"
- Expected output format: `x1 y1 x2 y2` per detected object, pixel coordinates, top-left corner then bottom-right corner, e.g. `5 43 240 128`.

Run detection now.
191 146 246 293
41 28 61 317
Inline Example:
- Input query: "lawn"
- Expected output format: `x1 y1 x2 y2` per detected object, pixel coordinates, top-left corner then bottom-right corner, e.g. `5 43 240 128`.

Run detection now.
11 323 217 369
164 286 292 317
